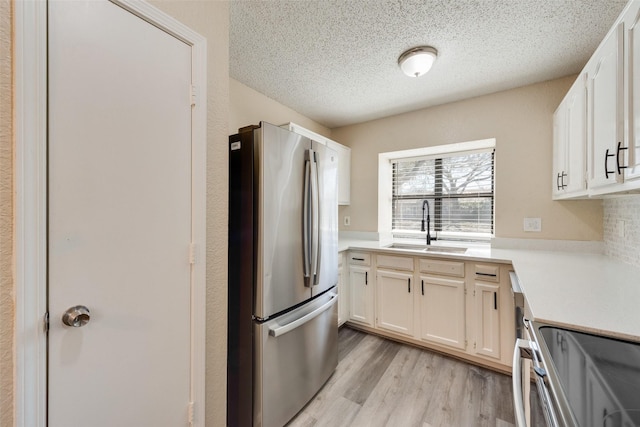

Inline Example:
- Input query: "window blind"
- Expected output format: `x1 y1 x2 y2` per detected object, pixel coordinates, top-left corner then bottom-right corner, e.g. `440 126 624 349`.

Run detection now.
391 150 494 237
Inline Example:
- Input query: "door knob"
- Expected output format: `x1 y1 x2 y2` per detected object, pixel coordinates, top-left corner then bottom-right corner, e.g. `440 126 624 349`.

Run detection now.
62 305 91 327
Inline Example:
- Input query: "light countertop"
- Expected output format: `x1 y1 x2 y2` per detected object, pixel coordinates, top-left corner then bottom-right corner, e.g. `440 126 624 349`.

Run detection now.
339 238 640 342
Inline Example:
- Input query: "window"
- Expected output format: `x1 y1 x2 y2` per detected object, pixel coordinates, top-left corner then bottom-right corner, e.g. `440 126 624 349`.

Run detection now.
391 149 494 240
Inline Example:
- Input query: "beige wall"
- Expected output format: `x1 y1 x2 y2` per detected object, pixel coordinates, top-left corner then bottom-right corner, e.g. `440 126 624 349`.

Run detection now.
148 2 230 425
0 1 13 425
230 78 331 138
333 76 604 241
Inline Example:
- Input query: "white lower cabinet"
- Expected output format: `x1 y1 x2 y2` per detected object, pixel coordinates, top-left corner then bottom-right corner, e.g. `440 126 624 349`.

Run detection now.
337 252 349 326
472 282 501 359
344 250 515 369
349 265 373 326
348 253 374 326
376 269 414 337
419 275 466 350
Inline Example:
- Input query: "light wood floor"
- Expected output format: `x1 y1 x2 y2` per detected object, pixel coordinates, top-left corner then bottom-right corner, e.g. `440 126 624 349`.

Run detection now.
288 326 544 427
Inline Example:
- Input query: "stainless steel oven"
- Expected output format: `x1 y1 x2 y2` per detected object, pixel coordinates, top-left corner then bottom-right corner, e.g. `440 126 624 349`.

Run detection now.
513 320 640 427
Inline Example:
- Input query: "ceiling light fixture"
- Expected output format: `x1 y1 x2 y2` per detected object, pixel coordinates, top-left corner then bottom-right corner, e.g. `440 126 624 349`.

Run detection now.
398 46 438 77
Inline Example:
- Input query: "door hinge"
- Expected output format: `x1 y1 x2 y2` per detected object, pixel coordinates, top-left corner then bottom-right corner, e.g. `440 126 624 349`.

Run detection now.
188 401 194 426
190 85 197 106
474 342 477 349
43 312 49 333
189 243 196 265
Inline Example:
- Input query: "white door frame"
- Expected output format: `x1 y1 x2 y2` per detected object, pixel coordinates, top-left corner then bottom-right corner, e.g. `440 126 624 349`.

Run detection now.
14 1 207 426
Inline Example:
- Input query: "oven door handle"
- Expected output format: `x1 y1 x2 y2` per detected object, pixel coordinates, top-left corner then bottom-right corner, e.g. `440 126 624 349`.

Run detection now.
513 338 534 427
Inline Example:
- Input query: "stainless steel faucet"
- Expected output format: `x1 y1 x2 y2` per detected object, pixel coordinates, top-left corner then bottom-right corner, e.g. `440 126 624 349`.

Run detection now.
421 199 432 245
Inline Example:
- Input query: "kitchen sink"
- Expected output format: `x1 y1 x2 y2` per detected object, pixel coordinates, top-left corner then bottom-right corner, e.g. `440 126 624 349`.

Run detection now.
384 243 467 254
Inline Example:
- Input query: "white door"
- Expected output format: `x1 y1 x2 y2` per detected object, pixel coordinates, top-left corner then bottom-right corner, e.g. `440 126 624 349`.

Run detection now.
48 1 193 425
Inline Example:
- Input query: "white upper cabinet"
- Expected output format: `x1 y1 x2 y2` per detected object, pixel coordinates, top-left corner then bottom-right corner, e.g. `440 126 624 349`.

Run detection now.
587 24 624 194
625 1 640 182
325 140 351 205
553 75 588 199
282 122 351 205
556 0 640 197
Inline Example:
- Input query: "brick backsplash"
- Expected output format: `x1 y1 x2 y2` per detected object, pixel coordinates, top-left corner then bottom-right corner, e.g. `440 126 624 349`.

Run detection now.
604 195 640 268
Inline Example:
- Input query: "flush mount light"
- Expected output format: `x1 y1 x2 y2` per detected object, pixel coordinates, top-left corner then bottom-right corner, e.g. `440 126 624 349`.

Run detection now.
398 46 438 77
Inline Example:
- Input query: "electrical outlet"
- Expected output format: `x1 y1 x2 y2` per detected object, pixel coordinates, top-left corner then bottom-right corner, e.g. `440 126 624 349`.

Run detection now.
344 216 351 226
523 217 542 232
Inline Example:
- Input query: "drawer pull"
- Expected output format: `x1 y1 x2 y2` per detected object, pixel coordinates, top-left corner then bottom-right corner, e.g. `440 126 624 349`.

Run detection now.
476 272 497 277
352 257 365 261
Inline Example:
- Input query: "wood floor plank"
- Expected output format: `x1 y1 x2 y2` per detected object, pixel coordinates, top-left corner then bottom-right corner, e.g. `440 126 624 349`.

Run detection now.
311 396 361 427
496 418 516 427
342 338 402 405
286 412 317 427
349 346 429 426
288 327 546 427
337 326 367 361
294 334 389 419
421 349 460 426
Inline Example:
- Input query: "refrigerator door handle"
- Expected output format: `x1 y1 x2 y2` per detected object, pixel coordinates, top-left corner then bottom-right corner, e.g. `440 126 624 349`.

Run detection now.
309 150 320 285
303 157 312 282
268 292 337 338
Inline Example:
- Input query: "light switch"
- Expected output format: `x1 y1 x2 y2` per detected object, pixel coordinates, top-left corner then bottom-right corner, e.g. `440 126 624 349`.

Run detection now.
344 216 351 226
523 217 542 232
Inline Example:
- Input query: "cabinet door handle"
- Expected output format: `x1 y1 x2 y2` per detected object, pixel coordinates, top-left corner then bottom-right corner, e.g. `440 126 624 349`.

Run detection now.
617 141 628 174
408 278 411 293
365 271 368 285
556 173 562 191
421 279 424 296
561 171 567 189
605 148 615 179
494 292 498 310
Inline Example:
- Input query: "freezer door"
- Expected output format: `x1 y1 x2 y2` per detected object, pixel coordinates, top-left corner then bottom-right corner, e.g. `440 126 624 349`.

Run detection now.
312 141 339 296
254 290 338 427
256 123 312 319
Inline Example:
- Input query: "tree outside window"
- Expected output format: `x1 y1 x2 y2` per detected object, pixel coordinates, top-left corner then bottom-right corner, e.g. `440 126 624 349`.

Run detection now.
392 150 494 239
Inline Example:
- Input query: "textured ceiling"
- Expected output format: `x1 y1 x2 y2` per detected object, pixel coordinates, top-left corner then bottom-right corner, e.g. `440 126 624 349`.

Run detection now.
230 0 628 128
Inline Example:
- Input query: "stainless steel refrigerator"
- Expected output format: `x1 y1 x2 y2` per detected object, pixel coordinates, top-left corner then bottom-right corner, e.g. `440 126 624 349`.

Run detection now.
228 122 339 427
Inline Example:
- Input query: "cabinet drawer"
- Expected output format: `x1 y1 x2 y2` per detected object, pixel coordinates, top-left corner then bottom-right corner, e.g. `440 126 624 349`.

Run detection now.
475 264 500 282
348 252 371 266
419 259 465 278
376 254 414 271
